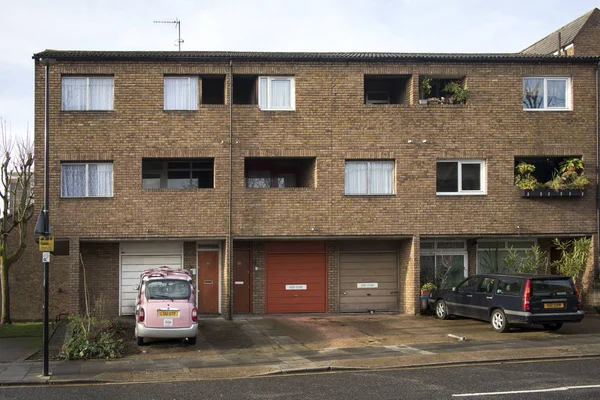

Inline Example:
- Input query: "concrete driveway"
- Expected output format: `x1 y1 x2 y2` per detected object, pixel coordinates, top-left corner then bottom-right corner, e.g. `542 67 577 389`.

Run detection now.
124 312 600 359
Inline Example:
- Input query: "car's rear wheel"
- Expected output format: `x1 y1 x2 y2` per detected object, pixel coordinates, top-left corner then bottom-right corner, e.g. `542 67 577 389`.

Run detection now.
137 336 144 346
188 336 197 345
491 309 510 333
435 300 449 320
543 323 563 331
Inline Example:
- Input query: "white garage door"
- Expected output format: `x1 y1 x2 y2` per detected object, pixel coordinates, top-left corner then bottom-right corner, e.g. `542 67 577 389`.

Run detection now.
120 241 183 315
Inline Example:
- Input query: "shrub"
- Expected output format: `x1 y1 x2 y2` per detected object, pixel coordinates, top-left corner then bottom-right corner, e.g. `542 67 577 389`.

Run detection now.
62 315 125 360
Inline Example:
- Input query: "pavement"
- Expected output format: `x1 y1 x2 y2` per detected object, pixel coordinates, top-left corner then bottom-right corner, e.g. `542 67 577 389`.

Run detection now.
1 312 600 385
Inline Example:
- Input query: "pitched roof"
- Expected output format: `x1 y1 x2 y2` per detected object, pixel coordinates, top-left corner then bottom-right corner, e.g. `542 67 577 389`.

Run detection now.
32 50 598 63
521 8 598 54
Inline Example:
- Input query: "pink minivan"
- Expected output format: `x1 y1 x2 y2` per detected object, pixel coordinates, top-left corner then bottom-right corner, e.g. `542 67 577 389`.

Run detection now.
134 266 198 345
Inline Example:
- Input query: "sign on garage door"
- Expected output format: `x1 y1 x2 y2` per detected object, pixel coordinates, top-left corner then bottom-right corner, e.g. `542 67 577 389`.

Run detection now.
120 242 183 315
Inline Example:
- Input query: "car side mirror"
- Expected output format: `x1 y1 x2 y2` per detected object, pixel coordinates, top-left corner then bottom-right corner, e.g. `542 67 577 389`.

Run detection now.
452 287 457 292
133 284 139 291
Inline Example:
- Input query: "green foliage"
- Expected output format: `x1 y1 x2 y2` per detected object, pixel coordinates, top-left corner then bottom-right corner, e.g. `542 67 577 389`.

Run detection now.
0 322 42 338
443 81 469 104
559 157 584 174
421 282 437 291
551 237 592 281
503 246 548 274
514 162 541 190
62 315 125 360
420 76 432 98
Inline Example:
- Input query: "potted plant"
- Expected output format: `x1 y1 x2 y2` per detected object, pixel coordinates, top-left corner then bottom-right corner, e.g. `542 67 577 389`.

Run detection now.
419 77 432 105
443 81 469 105
421 282 437 297
517 158 589 197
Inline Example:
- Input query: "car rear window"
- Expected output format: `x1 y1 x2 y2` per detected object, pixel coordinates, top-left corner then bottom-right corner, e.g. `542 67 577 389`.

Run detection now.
496 278 522 296
531 279 574 296
145 279 191 300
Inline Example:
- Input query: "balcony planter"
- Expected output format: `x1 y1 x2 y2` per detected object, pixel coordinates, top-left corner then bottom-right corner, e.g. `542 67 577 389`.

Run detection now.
419 99 428 105
520 189 584 198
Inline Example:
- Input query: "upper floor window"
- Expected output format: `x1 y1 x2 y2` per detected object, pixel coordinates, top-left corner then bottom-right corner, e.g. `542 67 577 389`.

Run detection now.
345 160 394 195
164 76 198 110
142 158 214 189
523 77 571 110
258 76 295 111
364 75 409 105
61 163 113 197
62 76 114 111
436 160 486 195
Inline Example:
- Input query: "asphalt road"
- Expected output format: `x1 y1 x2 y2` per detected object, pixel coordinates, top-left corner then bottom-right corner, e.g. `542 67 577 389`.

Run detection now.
2 357 600 400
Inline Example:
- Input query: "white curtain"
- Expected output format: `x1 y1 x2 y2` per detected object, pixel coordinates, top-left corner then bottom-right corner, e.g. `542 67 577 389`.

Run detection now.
62 78 87 110
258 78 268 109
271 79 291 109
61 164 86 196
345 162 368 194
88 164 113 196
369 161 393 194
164 77 198 110
547 79 566 108
61 164 112 197
89 78 114 110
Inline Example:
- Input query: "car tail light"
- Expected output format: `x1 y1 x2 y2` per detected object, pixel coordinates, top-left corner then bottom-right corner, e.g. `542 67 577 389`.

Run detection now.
522 279 531 311
139 307 145 323
574 281 582 310
191 308 198 322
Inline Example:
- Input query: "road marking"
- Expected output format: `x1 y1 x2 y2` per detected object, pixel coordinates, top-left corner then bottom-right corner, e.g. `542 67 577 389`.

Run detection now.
453 384 600 397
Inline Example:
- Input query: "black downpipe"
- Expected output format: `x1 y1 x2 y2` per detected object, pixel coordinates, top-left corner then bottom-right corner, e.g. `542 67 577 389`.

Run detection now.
228 59 233 320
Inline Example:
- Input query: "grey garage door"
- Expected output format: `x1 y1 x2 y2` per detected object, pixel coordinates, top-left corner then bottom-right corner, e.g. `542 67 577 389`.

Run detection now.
339 242 399 313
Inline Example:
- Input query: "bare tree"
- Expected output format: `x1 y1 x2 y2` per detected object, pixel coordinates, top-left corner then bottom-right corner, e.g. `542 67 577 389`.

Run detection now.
0 118 34 324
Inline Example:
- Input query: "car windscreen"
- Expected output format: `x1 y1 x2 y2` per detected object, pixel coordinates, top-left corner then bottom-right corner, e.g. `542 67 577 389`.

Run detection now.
530 279 574 297
145 280 191 300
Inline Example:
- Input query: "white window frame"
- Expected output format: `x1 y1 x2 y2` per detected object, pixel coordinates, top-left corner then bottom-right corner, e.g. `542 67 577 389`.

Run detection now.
61 76 114 111
258 76 295 111
436 159 486 196
164 76 199 110
476 238 538 274
61 162 114 198
345 160 395 196
523 77 572 111
420 240 468 286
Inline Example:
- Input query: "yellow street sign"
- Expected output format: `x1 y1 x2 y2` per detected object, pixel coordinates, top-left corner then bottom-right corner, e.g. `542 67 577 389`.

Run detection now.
39 236 55 252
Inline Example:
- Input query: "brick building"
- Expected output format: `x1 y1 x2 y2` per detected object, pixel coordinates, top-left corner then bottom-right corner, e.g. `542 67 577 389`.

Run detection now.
23 48 598 320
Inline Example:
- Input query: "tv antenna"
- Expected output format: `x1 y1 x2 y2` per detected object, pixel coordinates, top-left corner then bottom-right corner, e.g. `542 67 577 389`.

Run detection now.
154 18 184 51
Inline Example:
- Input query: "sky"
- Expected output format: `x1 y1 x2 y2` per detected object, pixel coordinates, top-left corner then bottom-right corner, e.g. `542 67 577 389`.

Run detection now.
1 0 599 139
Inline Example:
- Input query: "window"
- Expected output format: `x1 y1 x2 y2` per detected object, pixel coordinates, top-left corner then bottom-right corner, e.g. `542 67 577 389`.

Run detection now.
436 160 485 195
364 75 410 105
259 76 295 111
345 160 394 195
61 163 113 197
523 77 571 110
61 76 113 111
164 77 198 110
142 158 214 189
420 240 467 289
202 76 225 104
476 278 496 294
145 280 191 300
244 157 315 188
496 278 523 296
456 276 480 293
477 239 537 274
233 75 258 104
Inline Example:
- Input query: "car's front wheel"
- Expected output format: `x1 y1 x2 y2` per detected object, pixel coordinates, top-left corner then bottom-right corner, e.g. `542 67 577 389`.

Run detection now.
543 323 563 331
435 300 449 320
491 309 510 333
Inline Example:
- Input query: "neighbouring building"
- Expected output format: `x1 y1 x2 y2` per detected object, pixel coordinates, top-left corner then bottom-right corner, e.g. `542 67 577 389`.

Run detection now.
4 10 600 321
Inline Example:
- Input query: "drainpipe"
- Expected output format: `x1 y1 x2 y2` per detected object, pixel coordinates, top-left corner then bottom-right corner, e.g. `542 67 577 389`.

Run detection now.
596 60 600 273
228 59 233 320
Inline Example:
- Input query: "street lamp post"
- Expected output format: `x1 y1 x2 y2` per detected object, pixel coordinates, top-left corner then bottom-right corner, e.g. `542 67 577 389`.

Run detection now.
41 57 56 377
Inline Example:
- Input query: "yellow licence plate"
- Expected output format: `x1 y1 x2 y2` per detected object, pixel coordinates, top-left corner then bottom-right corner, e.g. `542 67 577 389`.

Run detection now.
158 310 180 317
543 303 565 309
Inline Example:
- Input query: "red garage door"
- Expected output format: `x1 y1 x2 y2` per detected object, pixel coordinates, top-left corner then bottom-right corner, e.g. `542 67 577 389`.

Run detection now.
266 242 327 313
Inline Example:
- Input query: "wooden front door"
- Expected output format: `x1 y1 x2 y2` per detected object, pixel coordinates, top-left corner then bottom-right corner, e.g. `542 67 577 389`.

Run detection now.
233 250 252 313
198 251 219 313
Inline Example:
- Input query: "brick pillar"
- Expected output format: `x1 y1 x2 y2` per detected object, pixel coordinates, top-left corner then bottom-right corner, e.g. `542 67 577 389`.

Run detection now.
68 237 81 314
467 239 477 275
327 241 339 313
221 238 231 318
183 242 196 271
399 235 420 314
252 242 265 314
